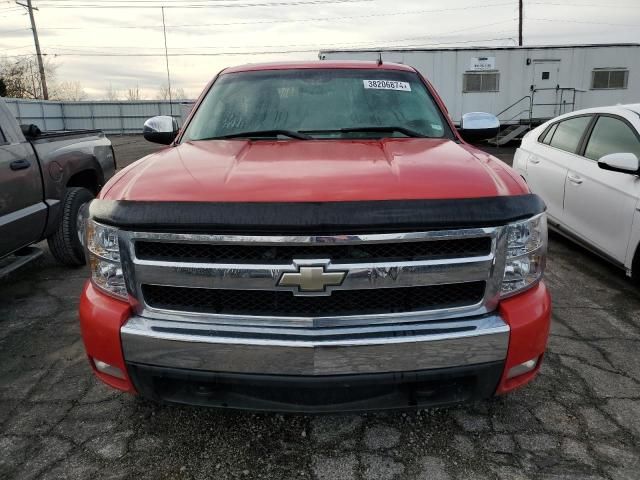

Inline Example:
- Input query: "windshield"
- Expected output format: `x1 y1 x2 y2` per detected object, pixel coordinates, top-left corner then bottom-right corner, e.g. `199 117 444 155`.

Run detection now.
182 69 451 141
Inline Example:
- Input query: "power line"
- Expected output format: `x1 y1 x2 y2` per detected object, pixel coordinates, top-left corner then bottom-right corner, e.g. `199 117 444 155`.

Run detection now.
26 37 516 58
529 17 640 28
37 0 351 2
0 2 515 32
34 20 516 52
529 1 640 8
32 0 373 8
24 22 516 56
0 43 33 50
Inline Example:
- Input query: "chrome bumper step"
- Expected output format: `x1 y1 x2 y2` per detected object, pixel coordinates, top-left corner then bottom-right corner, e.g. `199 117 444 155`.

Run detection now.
121 314 509 376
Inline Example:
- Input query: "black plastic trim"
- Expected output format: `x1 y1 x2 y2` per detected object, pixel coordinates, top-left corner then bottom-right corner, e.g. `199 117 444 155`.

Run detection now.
90 195 546 234
548 223 625 271
127 361 504 413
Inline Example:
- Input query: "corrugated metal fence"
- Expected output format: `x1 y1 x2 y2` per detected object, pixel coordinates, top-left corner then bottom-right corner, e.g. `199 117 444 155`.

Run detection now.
3 98 194 134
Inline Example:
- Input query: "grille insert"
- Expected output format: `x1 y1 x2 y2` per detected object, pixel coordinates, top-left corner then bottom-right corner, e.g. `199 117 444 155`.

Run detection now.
136 237 492 264
142 282 486 317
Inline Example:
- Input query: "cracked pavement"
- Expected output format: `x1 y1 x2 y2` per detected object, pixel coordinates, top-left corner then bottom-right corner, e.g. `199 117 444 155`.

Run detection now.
1 139 639 479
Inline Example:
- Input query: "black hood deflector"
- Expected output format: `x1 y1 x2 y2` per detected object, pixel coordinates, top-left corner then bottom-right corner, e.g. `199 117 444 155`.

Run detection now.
90 195 546 234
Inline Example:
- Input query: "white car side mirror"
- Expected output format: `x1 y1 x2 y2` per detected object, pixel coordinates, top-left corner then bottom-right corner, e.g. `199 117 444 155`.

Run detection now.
598 153 639 174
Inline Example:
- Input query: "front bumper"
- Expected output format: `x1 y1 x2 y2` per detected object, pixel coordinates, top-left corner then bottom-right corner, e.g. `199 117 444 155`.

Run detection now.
121 315 509 376
79 281 551 411
127 362 505 413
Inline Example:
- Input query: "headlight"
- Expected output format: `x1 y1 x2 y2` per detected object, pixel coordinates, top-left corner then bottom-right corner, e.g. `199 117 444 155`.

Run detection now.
86 220 128 300
501 213 547 297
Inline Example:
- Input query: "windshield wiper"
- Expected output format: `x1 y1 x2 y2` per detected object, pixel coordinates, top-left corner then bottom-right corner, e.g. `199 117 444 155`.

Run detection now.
206 129 312 140
300 126 427 138
339 126 427 138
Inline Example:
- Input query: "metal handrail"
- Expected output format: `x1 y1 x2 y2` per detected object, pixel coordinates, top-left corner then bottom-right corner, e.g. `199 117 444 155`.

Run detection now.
496 87 583 126
504 109 532 124
495 95 532 119
530 87 579 118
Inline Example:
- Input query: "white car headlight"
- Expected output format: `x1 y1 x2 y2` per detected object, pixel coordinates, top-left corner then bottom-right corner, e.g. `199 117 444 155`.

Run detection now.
501 213 547 297
86 220 128 300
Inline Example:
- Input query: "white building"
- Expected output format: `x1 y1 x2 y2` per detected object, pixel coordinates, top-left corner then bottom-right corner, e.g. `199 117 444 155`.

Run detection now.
320 44 640 131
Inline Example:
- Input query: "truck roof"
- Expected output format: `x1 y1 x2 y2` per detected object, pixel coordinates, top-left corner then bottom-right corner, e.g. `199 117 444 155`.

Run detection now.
222 60 416 75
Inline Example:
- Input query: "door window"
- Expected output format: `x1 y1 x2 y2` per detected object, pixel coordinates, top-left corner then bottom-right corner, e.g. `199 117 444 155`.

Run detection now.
584 116 640 161
548 116 592 154
539 123 558 145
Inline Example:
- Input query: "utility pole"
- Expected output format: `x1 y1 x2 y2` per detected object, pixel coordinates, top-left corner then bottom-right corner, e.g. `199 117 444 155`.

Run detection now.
518 0 523 46
17 0 48 99
161 6 173 116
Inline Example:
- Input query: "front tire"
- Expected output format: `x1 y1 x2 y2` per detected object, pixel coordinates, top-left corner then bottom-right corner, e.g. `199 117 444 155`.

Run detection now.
48 187 95 266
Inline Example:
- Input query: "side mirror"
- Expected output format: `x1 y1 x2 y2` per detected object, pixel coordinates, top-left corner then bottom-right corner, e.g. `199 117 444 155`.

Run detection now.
598 153 639 174
20 124 42 138
458 112 500 142
143 116 179 145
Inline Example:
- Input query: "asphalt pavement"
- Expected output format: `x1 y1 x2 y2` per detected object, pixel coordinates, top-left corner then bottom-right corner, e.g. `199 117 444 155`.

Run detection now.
0 137 639 480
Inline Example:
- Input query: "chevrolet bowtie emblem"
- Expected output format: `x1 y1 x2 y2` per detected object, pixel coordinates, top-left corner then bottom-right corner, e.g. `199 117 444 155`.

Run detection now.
278 266 346 294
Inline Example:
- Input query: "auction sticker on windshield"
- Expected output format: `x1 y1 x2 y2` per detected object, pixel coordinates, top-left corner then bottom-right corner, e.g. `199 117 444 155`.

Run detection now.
363 80 412 91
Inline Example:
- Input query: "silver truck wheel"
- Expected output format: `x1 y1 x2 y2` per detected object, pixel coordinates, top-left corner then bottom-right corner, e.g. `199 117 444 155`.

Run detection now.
76 207 87 248
48 187 95 266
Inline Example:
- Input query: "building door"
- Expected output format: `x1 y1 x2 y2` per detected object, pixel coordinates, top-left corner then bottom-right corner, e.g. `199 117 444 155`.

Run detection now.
531 61 560 120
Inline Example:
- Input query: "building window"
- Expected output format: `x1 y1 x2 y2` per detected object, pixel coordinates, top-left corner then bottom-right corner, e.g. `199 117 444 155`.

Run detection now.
591 69 629 90
463 72 499 92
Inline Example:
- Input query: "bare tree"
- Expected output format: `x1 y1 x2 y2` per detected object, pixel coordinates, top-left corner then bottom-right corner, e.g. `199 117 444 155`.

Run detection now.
156 84 187 101
105 83 120 101
0 56 57 99
51 81 87 101
126 84 142 101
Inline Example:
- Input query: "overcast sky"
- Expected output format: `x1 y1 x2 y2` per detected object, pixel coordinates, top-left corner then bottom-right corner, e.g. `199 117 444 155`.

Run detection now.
1 0 639 99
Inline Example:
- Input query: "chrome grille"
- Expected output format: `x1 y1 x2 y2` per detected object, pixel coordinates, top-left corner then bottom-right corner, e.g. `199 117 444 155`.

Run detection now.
119 228 507 328
142 282 487 317
135 237 492 264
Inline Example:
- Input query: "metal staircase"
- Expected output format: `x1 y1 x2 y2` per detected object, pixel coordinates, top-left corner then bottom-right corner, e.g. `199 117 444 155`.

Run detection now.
490 124 531 146
488 87 581 146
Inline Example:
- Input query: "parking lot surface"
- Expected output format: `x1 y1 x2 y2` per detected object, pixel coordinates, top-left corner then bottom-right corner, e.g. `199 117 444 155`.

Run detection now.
1 137 639 480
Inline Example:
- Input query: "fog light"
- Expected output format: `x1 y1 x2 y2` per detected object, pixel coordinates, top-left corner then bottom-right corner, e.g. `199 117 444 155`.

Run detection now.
93 359 126 380
507 358 538 379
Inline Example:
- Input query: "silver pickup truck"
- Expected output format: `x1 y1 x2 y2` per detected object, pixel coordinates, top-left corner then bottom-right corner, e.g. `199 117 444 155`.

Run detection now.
0 97 115 275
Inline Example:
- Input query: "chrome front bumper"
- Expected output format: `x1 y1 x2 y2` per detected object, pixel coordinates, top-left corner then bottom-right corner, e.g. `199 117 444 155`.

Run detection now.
121 314 509 376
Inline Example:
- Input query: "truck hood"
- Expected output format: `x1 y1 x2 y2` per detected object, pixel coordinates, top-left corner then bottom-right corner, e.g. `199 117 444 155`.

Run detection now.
102 138 527 202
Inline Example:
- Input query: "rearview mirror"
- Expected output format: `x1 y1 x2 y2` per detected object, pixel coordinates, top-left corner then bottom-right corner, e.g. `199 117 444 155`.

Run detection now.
458 112 500 143
143 116 179 145
598 153 639 174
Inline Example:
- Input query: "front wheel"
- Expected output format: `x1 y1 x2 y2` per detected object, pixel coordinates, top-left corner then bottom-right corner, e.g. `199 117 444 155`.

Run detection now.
48 187 95 266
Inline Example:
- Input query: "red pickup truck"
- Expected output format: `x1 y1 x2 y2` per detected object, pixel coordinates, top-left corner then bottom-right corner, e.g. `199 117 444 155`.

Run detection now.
79 61 551 412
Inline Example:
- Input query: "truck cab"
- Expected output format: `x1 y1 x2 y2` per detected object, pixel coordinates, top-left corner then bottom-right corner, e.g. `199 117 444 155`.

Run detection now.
0 107 44 257
0 97 115 273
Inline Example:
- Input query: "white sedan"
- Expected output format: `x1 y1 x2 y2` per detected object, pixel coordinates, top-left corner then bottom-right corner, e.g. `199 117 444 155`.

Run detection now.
514 104 640 277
